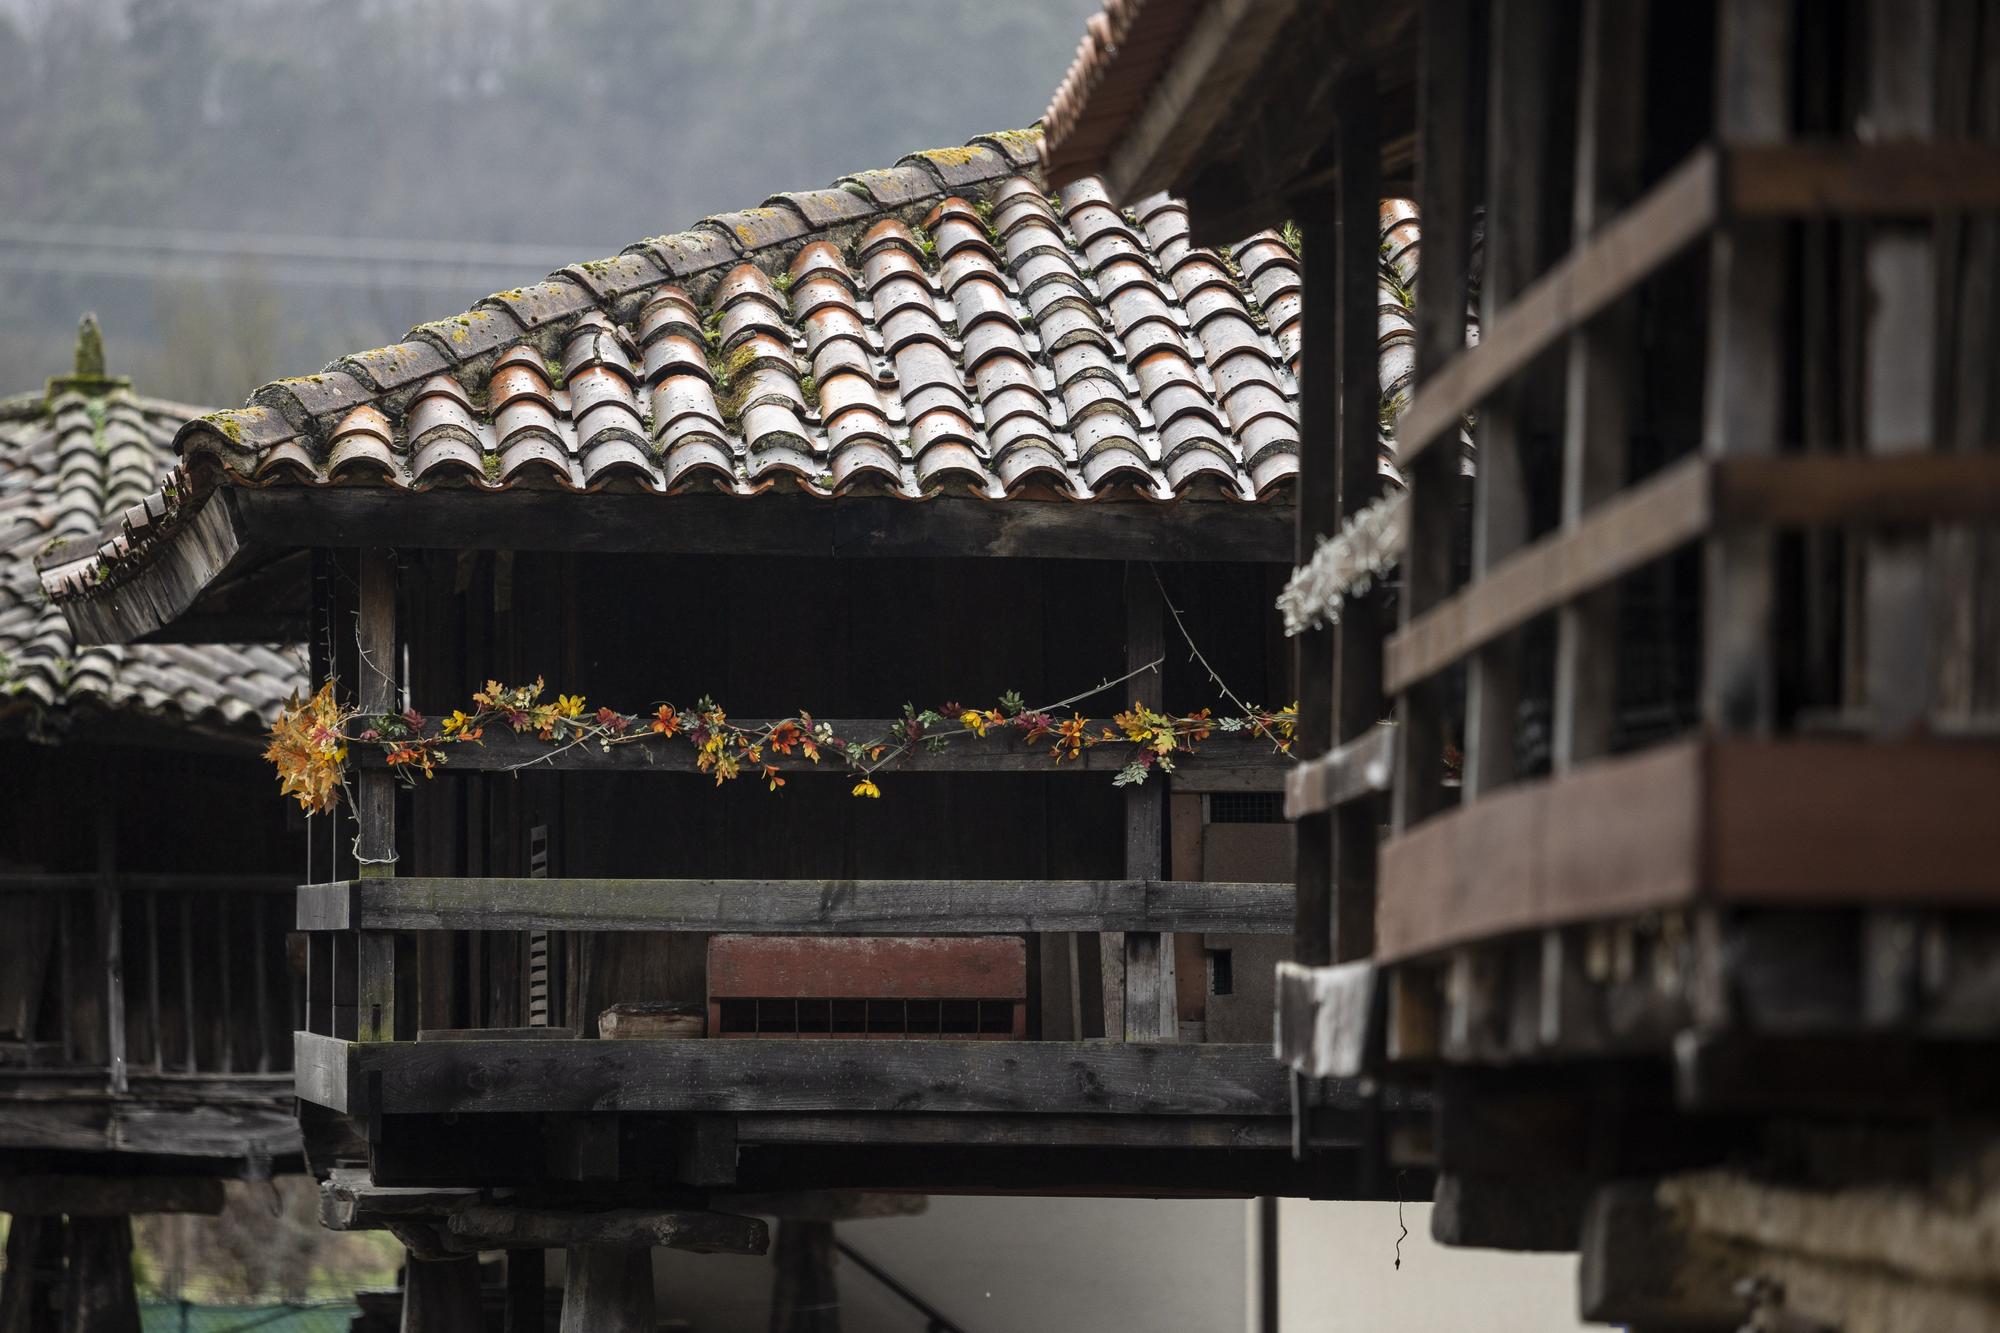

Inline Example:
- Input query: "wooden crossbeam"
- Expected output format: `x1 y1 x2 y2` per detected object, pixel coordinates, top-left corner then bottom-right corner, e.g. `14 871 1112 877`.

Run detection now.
293 1033 1288 1118
1282 723 1394 820
1376 737 2000 961
296 877 1293 935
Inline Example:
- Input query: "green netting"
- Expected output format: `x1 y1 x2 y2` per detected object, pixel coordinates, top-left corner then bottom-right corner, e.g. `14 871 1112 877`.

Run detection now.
138 1301 358 1332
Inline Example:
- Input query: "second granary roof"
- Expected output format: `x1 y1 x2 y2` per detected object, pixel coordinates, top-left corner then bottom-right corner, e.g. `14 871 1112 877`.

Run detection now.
42 130 1307 601
1 321 300 738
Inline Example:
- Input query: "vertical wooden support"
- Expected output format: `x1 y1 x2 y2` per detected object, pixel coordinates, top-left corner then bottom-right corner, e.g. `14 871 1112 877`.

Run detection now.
1394 0 1483 834
770 1220 841 1333
560 1245 655 1333
400 1253 481 1333
1332 70 1385 963
55 893 73 1064
94 807 126 1094
215 896 233 1073
505 1248 546 1333
1120 566 1173 1041
1701 0 1791 733
251 893 271 1071
1292 182 1342 968
179 895 196 1070
0 1213 64 1333
1554 0 1648 770
1860 0 1939 730
356 548 398 1045
1463 0 1558 798
61 1216 139 1333
145 892 162 1070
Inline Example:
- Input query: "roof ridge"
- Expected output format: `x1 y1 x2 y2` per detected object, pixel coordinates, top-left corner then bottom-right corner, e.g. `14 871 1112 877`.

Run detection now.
182 129 1048 469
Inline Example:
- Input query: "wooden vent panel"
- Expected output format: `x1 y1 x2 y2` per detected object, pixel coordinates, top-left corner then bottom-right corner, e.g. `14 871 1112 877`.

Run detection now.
707 936 1027 1040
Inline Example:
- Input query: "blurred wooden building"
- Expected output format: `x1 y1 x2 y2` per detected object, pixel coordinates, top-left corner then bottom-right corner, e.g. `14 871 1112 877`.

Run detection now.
1045 0 2000 1327
36 141 1431 1326
0 320 305 1330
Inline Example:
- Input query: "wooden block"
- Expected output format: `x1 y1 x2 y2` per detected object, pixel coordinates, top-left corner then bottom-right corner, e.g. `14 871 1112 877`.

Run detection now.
597 1003 704 1041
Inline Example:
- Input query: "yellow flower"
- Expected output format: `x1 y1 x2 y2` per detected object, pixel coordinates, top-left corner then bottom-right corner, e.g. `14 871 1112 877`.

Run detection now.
440 709 473 735
960 709 989 737
851 777 882 798
556 693 585 719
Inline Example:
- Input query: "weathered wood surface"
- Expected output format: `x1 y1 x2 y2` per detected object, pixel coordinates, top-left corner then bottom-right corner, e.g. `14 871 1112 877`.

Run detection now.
397 1254 482 1332
0 1213 62 1333
447 1203 766 1255
350 722 1292 777
1284 723 1394 822
1725 141 2000 214
0 1092 300 1160
55 486 247 647
1273 960 1378 1080
716 1191 927 1222
298 877 1294 936
0 1175 224 1217
559 1244 654 1333
770 1219 839 1333
708 935 1024 1001
730 1113 1294 1149
321 1169 476 1231
294 1030 349 1113
232 487 1297 566
61 1217 139 1333
311 1038 1287 1117
1377 737 2000 961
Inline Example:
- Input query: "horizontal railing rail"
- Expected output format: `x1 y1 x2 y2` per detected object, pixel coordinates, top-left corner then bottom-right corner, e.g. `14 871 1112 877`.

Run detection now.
295 877 1294 936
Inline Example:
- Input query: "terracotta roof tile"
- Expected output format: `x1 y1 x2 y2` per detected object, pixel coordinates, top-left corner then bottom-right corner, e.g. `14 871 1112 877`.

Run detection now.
51 130 1331 605
0 351 300 739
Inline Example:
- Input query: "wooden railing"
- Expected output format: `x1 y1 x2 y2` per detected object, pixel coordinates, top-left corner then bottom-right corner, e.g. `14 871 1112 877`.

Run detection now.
1280 0 2000 1078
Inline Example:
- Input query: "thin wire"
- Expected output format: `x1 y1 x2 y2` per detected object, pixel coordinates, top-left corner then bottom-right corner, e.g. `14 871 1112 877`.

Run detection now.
1394 1169 1409 1270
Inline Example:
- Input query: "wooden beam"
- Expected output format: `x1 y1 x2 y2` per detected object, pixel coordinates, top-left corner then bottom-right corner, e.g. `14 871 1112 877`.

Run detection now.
730 1114 1296 1150
1273 960 1379 1079
1392 0 1482 835
1712 454 2000 524
1283 723 1394 821
355 548 397 1046
447 1202 766 1256
1120 567 1172 1040
1725 141 2000 215
318 1039 1288 1118
352 722 1291 778
298 877 1294 936
0 1175 225 1218
231 487 1298 567
1385 456 1713 693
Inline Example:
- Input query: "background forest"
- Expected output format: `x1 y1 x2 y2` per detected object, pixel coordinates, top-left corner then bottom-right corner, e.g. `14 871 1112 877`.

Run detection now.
0 0 1096 405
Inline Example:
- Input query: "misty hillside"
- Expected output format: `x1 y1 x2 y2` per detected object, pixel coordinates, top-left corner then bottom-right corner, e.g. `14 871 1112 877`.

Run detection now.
0 0 1096 405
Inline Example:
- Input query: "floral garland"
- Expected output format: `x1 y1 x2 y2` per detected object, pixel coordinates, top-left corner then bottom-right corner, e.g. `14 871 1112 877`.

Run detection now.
267 676 1297 816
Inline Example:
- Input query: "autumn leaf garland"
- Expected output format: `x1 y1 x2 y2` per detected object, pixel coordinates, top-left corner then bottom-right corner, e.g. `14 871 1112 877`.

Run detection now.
265 676 1297 815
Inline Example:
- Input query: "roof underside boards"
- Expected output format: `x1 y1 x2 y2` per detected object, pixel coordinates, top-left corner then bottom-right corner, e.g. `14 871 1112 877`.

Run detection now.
41 130 1309 635
0 383 301 739
1040 0 1419 240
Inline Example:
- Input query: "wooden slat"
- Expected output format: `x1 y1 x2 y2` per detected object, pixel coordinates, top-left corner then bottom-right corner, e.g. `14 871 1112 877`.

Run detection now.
352 723 1289 777
1396 145 1721 465
345 1039 1289 1118
1375 737 2000 961
293 1029 349 1111
1385 456 1713 693
299 878 1294 936
730 1113 1294 1150
1713 454 2000 524
1273 960 1379 1079
1283 723 1395 820
1726 142 2000 215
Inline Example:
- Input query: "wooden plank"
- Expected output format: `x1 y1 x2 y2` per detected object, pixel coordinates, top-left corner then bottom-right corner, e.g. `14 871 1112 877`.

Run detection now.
0 1175 224 1217
1701 0 1791 734
1554 0 1646 772
559 1245 655 1333
355 548 398 1047
1377 742 1704 960
353 722 1290 777
1272 960 1378 1079
1284 724 1394 821
1713 454 2000 524
1385 456 1714 693
708 936 1025 1001
1726 141 2000 215
446 1203 766 1256
352 1039 1289 1117
306 877 1293 936
1577 1182 1747 1329
1394 0 1482 835
294 1029 351 1112
1395 146 1721 465
233 487 1298 568
730 1113 1293 1149
1122 566 1171 1040
1330 69 1386 964
1707 738 2000 903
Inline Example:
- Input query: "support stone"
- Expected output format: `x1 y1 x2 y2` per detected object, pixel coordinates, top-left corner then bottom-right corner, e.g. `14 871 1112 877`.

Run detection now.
560 1244 654 1333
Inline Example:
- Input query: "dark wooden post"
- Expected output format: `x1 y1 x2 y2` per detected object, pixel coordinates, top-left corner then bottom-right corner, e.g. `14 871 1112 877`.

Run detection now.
1331 69 1385 964
560 1245 655 1333
400 1254 481 1333
504 1248 546 1333
769 1220 840 1333
356 548 398 1045
1701 0 1791 733
0 1214 64 1333
1393 0 1484 832
1553 0 1646 770
94 805 126 1094
1120 566 1173 1041
61 1216 139 1333
1462 0 1559 799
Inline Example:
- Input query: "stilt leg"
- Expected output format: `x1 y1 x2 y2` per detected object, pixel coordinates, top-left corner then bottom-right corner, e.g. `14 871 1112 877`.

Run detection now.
399 1252 482 1332
560 1244 653 1333
770 1220 840 1333
0 1215 64 1333
61 1216 138 1333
